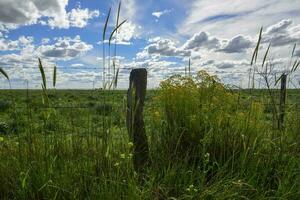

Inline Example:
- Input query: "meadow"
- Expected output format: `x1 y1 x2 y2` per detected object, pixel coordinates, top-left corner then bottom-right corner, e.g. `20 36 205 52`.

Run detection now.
0 74 300 199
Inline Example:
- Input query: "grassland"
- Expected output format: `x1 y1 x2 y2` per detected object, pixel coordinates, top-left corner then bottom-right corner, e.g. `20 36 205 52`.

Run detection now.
0 71 300 199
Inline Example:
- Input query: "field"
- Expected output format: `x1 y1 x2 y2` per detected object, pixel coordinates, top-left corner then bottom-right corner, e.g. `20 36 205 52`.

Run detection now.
0 72 300 199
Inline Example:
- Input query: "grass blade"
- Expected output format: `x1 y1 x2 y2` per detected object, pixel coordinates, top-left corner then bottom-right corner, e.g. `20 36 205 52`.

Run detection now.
102 8 111 89
114 68 119 88
262 43 271 68
251 27 263 65
38 58 47 89
293 61 300 72
188 58 191 77
103 8 111 41
0 67 9 81
116 2 121 30
114 1 122 78
109 20 127 46
275 74 283 86
291 43 296 58
53 65 57 88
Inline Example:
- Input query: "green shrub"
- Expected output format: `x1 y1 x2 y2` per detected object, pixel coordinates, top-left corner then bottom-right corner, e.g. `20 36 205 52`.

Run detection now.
156 71 266 166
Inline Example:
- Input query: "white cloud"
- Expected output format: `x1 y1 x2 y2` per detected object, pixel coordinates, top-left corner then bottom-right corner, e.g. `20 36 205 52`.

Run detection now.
0 38 19 51
118 0 137 22
41 38 50 45
152 9 172 18
113 21 137 45
263 19 300 46
119 58 178 88
148 37 161 43
98 21 137 45
71 63 84 67
178 0 300 39
218 35 253 53
0 36 34 51
143 38 191 58
38 35 93 60
265 19 293 35
0 0 99 30
48 7 99 29
18 36 34 45
182 31 221 50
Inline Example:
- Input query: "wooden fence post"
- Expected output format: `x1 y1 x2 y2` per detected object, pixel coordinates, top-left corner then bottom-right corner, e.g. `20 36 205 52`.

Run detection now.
126 68 150 172
278 73 287 130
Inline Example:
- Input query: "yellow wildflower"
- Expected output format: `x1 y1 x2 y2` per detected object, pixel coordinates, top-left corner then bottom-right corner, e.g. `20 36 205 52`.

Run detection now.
120 153 126 159
127 142 134 148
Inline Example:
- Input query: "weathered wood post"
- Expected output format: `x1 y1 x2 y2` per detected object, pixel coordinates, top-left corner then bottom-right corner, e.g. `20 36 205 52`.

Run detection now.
126 68 150 172
278 73 287 130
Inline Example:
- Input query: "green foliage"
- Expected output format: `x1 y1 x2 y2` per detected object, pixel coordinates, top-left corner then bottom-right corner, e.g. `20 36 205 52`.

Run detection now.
0 121 8 134
95 103 113 116
0 87 299 199
0 100 11 112
158 71 265 162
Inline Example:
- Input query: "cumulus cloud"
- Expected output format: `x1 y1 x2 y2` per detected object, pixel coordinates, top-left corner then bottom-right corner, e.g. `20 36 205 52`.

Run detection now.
182 32 220 51
0 36 95 89
98 21 137 45
113 21 137 45
48 7 99 29
18 36 34 45
38 35 93 60
120 58 177 87
263 19 300 47
136 31 253 60
181 19 299 54
145 38 191 58
218 35 253 53
0 0 99 30
0 39 19 51
0 36 34 51
265 19 292 34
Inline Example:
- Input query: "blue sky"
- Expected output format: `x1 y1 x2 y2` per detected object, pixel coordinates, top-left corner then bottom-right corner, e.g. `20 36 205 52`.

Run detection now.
0 0 300 89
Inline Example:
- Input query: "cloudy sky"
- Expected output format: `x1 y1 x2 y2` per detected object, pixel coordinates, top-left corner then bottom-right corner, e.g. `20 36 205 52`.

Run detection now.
0 0 300 89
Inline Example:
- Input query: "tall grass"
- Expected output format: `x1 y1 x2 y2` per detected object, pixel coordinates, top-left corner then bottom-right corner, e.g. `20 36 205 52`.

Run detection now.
0 75 299 199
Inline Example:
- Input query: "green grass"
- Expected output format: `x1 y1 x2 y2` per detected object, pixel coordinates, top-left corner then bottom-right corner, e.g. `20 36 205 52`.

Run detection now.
0 74 300 199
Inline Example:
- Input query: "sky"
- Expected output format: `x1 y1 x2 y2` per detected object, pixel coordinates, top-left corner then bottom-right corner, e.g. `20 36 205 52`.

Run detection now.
0 0 300 89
